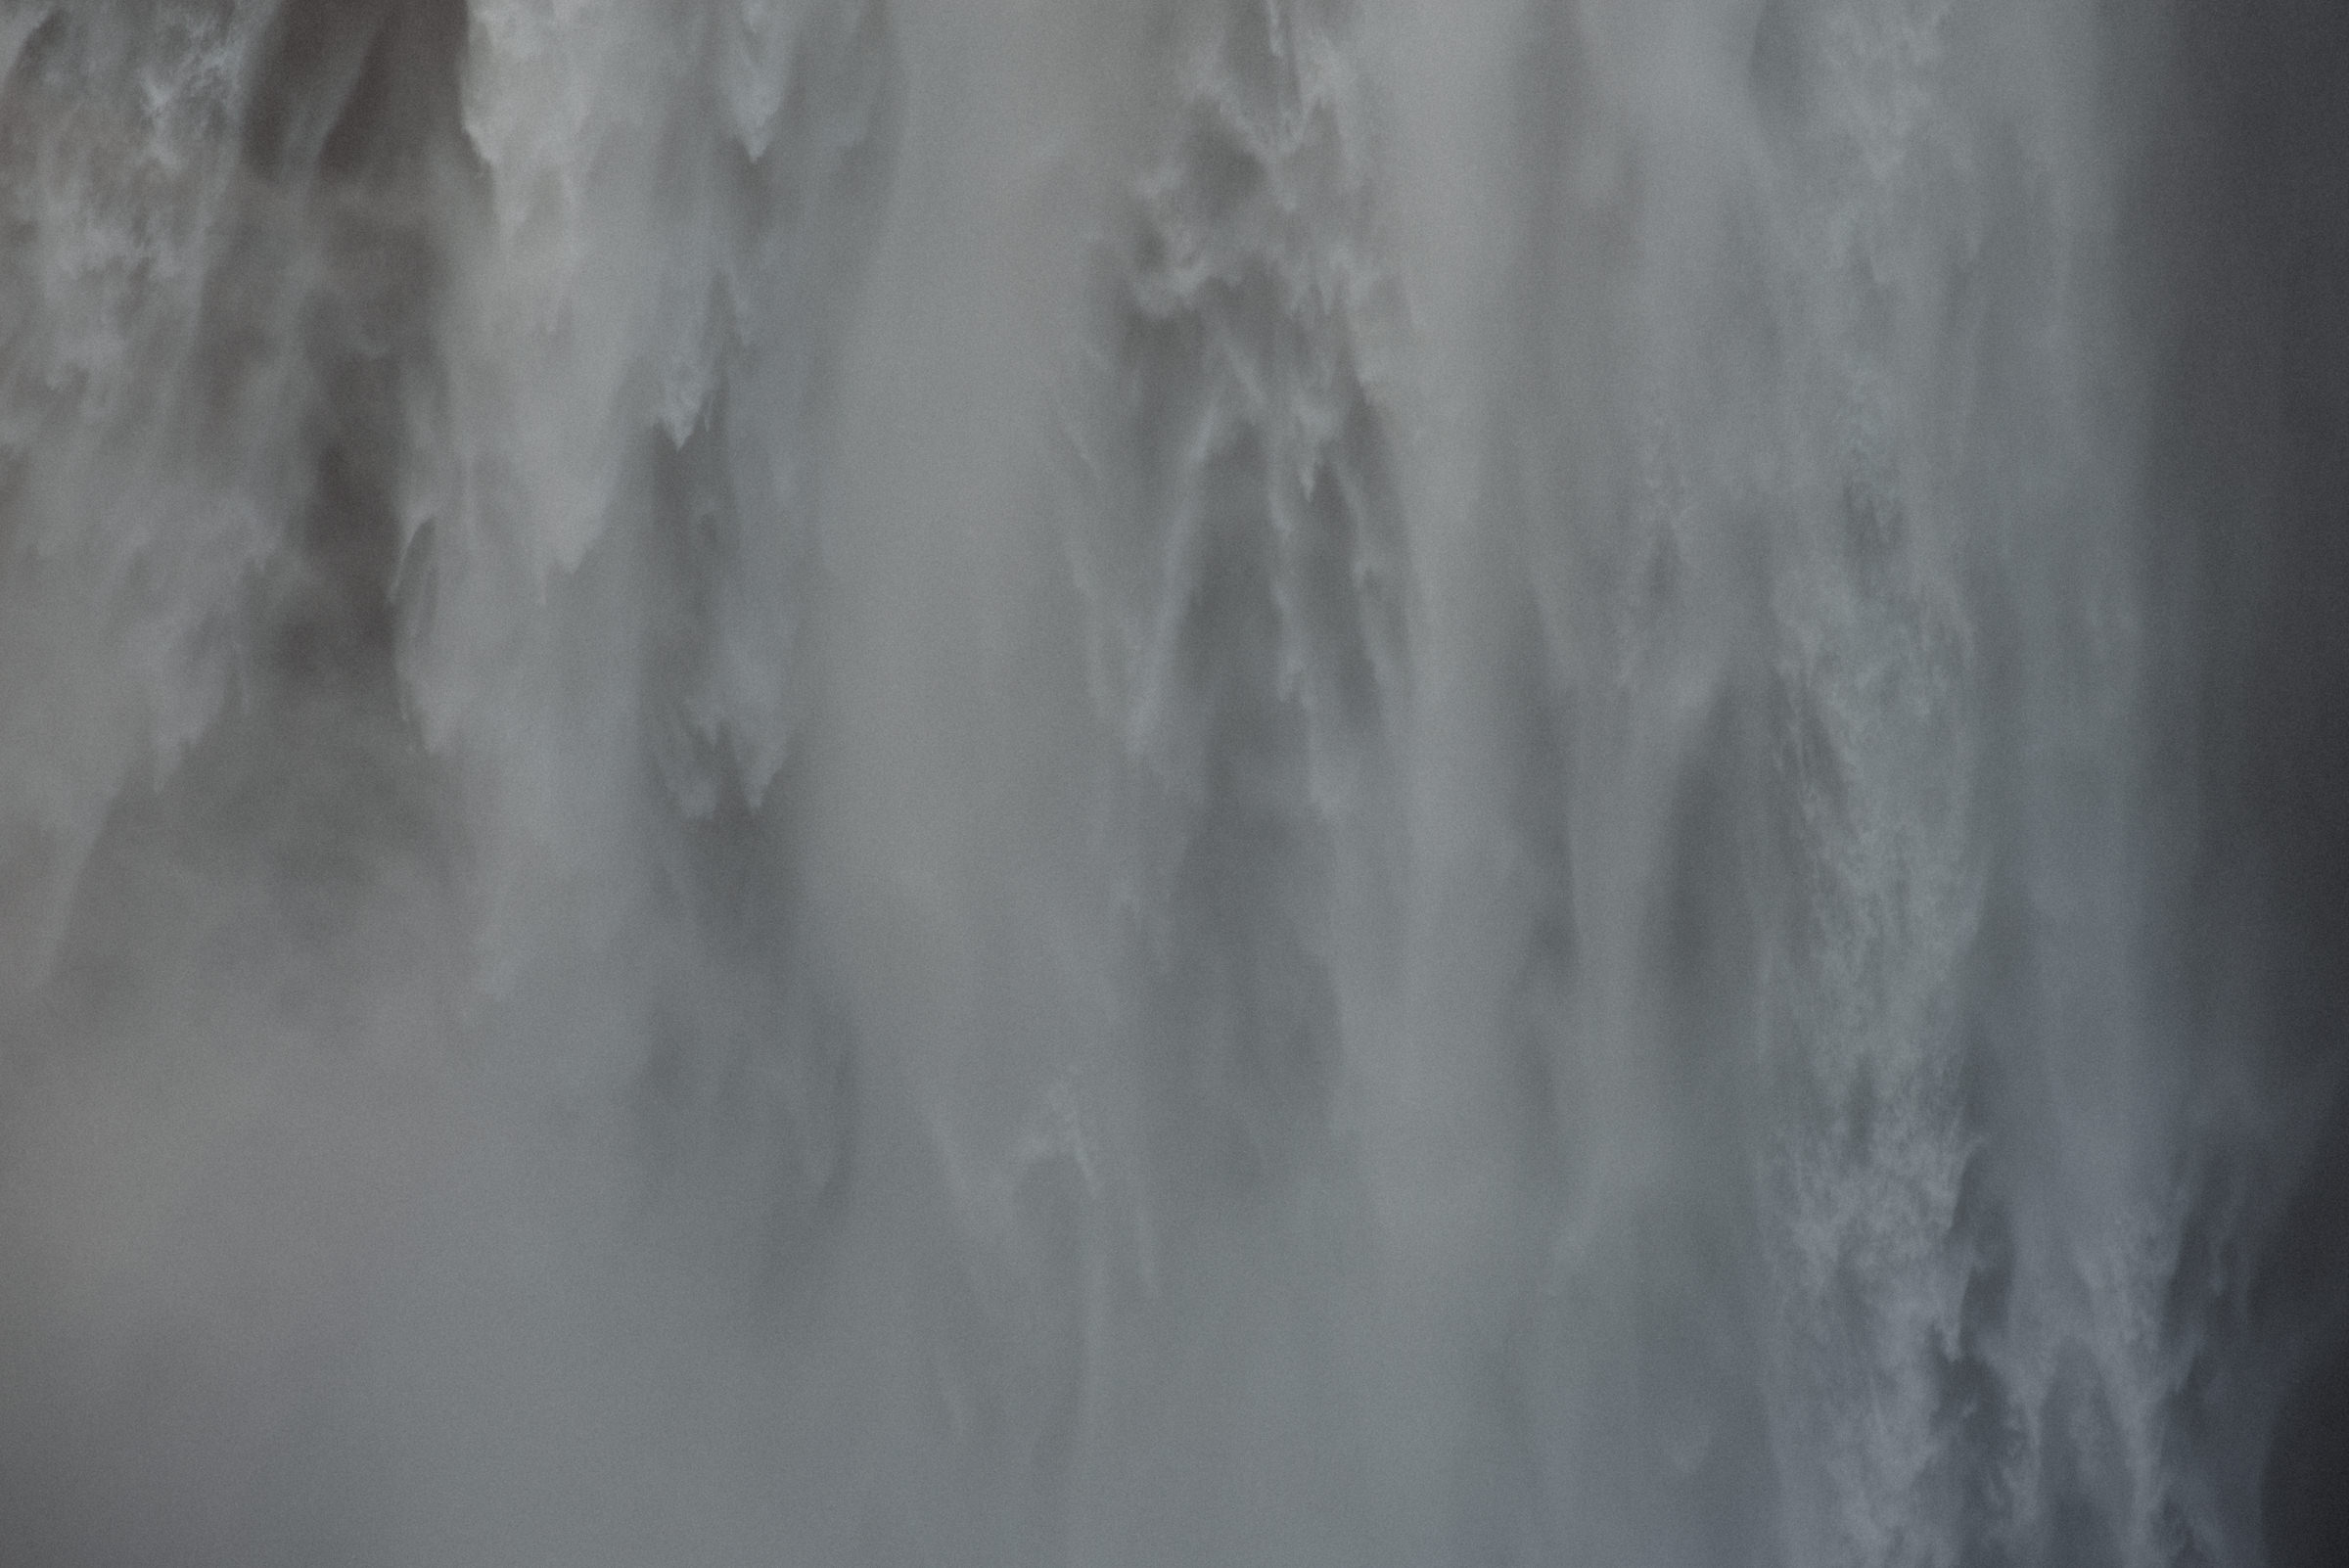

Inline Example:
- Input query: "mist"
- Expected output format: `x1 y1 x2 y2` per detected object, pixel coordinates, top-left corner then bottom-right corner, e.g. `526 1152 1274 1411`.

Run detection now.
3 3 2346 1564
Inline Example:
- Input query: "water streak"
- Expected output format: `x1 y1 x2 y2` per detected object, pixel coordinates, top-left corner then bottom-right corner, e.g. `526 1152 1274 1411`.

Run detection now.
2 3 2343 1565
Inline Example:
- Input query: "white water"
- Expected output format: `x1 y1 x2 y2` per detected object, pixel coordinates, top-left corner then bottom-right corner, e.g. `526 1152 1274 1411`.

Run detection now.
0 3 2336 1565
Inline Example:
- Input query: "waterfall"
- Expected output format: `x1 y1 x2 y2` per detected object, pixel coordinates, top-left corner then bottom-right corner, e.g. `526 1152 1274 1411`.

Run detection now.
3 3 2344 1565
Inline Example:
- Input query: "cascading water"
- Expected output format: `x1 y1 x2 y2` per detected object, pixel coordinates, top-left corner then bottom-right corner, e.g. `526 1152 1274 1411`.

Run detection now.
3 3 2345 1565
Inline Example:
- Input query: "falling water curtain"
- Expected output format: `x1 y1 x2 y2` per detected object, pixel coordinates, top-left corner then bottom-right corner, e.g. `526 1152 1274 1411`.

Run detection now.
1 4 2345 1566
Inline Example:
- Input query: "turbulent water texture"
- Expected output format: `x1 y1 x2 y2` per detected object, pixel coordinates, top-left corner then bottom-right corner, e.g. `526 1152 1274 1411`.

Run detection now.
3 3 2346 1565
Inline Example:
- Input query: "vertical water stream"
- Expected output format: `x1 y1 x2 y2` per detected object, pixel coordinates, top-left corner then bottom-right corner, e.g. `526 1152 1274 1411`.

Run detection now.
2 4 2344 1565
